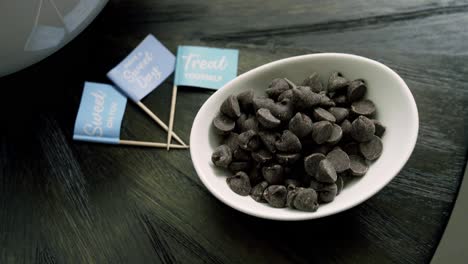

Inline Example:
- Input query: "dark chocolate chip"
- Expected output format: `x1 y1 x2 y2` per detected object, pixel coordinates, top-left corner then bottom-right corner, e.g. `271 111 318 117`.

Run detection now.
226 171 251 196
233 148 251 161
289 112 313 138
275 130 302 153
221 95 241 118
225 132 240 151
238 130 261 151
349 155 369 176
304 153 326 177
266 78 291 99
326 124 343 145
292 86 321 110
336 176 344 195
318 183 338 203
262 164 284 185
270 99 295 121
213 113 235 135
372 119 386 137
340 119 352 140
351 99 376 117
351 115 376 142
258 130 280 153
328 72 349 92
211 145 232 168
359 135 383 161
237 115 259 132
286 187 301 208
329 107 349 123
256 108 281 128
263 185 288 208
250 181 269 202
253 96 275 112
293 188 319 212
301 72 323 93
311 121 333 144
313 107 336 123
237 90 255 112
251 149 274 164
319 94 336 108
277 89 294 102
316 159 337 183
326 147 350 173
285 179 301 191
347 79 367 102
332 94 348 106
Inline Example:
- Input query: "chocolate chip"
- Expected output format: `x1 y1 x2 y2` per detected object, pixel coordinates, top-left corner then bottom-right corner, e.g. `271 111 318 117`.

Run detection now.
221 95 241 118
286 187 301 208
270 99 294 121
228 161 251 173
340 119 352 140
318 183 338 203
313 107 336 123
328 72 349 92
263 185 287 208
289 112 313 138
258 131 280 153
238 130 261 151
266 78 291 100
301 72 323 93
276 153 301 165
347 79 367 102
318 94 336 108
262 164 284 184
237 90 255 112
349 155 368 176
250 181 269 202
233 148 251 161
372 119 386 137
256 108 281 128
226 171 251 196
278 89 294 102
237 115 259 132
326 147 350 173
326 124 343 145
336 176 344 195
292 86 321 110
309 178 324 191
329 107 349 123
351 115 375 142
316 159 337 183
293 188 319 212
332 94 348 106
359 135 383 161
285 179 301 190
304 153 326 177
311 121 333 144
212 145 232 168
351 99 376 117
253 96 275 112
213 113 235 135
251 149 274 164
275 130 302 153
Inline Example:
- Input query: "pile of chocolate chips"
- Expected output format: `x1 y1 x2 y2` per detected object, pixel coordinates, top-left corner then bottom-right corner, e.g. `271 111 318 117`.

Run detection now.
211 72 385 212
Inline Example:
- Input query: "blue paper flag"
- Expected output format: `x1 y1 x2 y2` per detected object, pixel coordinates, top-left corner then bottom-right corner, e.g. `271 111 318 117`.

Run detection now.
107 34 176 102
73 82 127 144
174 46 238 90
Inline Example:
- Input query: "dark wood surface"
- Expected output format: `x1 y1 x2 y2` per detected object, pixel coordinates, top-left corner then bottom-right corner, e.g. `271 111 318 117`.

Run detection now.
1 0 467 263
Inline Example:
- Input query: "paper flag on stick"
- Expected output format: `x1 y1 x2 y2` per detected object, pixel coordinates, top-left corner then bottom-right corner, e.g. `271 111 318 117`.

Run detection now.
174 46 239 90
73 82 188 149
107 34 176 102
107 35 187 147
73 82 127 144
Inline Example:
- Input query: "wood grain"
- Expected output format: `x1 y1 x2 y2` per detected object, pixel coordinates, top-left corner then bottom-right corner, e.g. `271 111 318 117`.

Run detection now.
0 0 467 263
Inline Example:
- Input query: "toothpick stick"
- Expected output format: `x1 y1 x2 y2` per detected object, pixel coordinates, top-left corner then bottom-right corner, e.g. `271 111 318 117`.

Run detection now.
166 84 178 150
119 139 188 149
136 101 188 147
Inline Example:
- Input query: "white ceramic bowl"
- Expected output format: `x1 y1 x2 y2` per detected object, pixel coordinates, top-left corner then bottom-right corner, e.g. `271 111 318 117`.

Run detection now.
190 53 418 221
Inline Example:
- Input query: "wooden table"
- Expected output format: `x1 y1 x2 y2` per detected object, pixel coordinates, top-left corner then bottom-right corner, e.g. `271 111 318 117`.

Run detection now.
1 0 467 263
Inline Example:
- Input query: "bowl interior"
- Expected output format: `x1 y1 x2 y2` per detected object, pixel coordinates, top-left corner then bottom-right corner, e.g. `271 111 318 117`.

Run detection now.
190 53 418 220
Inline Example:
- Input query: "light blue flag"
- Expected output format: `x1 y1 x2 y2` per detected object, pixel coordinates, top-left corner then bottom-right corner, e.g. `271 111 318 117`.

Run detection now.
174 46 239 90
107 34 176 102
73 82 127 144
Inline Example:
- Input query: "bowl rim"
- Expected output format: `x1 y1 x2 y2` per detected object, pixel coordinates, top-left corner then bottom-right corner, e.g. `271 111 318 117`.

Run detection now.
190 52 419 221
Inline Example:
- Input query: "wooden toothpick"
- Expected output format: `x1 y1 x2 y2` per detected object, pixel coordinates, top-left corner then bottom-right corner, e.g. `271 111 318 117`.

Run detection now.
119 139 188 149
166 84 178 150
